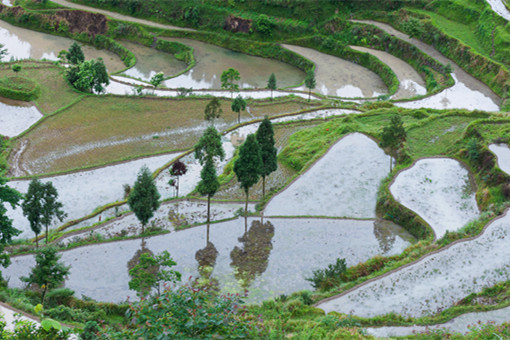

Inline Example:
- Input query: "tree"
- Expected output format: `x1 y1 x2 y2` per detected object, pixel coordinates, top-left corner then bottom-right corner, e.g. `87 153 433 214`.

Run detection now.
67 58 109 93
267 73 277 101
65 42 85 65
39 182 66 245
150 72 164 89
0 175 21 280
12 64 21 73
204 97 223 125
221 68 240 98
169 160 187 198
255 14 274 36
195 127 225 223
21 246 71 304
128 166 161 234
256 117 278 199
231 95 246 124
21 178 44 248
380 114 407 172
234 134 263 216
304 69 316 102
129 250 181 297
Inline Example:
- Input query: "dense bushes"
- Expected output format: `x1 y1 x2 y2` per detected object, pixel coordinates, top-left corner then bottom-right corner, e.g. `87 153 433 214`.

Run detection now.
0 76 40 101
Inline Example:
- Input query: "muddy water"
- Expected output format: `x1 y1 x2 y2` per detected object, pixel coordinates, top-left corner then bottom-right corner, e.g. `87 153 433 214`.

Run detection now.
282 44 387 98
1 0 12 6
120 41 187 82
4 217 414 303
316 209 510 318
0 20 124 72
352 20 501 110
162 38 305 89
0 97 42 137
350 46 426 100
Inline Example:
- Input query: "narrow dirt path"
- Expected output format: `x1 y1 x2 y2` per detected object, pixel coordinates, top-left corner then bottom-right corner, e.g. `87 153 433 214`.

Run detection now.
50 0 194 32
351 20 501 105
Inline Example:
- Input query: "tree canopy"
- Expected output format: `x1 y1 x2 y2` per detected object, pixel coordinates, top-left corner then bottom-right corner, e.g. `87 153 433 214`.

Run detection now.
380 114 407 171
256 118 278 198
231 95 246 124
21 178 44 247
267 73 277 100
304 69 316 101
66 42 85 65
204 97 223 125
221 68 240 98
234 134 263 214
128 166 161 233
67 58 109 93
194 126 225 165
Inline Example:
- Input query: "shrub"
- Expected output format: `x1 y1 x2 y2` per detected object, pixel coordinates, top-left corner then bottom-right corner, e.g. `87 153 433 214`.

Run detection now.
306 258 347 290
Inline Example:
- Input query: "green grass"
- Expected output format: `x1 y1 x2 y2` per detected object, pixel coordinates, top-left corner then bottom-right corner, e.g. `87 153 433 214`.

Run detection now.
410 9 491 59
0 63 83 115
10 96 317 174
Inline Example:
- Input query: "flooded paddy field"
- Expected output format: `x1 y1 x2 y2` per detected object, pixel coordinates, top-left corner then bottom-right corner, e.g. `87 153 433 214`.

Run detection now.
0 19 124 72
390 158 480 238
3 217 414 303
0 97 42 137
282 44 387 98
490 143 510 175
162 38 305 89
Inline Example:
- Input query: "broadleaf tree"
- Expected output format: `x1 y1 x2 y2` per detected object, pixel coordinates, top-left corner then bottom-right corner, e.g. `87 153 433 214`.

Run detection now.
21 246 71 304
129 250 181 297
221 68 240 98
0 175 21 280
40 182 66 244
169 160 187 198
266 73 277 101
204 97 223 126
256 117 278 198
234 134 263 215
380 114 407 172
195 127 225 223
128 166 161 234
231 95 246 124
304 69 316 102
150 72 164 89
67 58 109 93
21 178 44 247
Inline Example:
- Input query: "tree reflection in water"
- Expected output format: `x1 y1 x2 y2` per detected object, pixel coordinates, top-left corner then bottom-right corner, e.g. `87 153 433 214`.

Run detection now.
373 219 396 254
127 238 159 296
230 220 275 289
195 224 220 291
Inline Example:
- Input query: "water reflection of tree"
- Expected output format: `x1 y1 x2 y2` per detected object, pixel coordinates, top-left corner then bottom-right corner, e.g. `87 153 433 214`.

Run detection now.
373 219 396 254
127 238 159 295
195 224 220 291
230 220 275 289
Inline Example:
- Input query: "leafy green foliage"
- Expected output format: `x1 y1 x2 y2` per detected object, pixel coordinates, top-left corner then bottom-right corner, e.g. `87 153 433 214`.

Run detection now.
21 179 44 247
149 72 164 88
0 175 22 244
304 69 316 101
256 118 278 198
81 321 101 340
99 284 256 339
380 114 407 170
65 42 85 65
306 258 347 290
194 126 225 166
266 73 277 100
11 64 21 73
21 246 71 304
66 58 109 93
128 251 181 297
197 158 220 200
128 166 160 233
231 95 246 124
169 160 187 198
466 138 480 163
204 97 223 125
234 134 263 195
255 14 274 36
220 68 240 98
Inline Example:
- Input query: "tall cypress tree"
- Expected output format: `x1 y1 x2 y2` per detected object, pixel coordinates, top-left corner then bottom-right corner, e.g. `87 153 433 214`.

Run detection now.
195 126 225 223
256 118 278 199
21 178 44 247
304 69 316 102
267 73 277 101
234 134 263 215
128 166 161 234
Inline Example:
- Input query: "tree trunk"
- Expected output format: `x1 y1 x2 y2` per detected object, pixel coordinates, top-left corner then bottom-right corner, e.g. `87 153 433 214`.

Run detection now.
245 189 249 217
176 176 180 198
206 223 210 243
238 112 240 124
142 223 145 234
262 176 266 199
271 89 273 101
35 233 38 248
207 195 211 224
308 89 311 102
41 284 48 304
390 156 393 172
45 225 49 244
